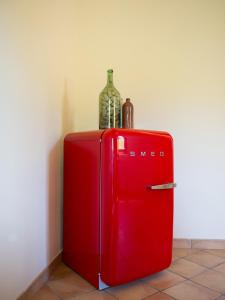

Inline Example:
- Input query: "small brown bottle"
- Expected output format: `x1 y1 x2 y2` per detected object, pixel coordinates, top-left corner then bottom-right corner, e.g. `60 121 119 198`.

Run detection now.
122 98 134 128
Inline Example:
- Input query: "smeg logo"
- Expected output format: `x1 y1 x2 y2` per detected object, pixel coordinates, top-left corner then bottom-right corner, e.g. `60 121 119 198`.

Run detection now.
129 151 165 157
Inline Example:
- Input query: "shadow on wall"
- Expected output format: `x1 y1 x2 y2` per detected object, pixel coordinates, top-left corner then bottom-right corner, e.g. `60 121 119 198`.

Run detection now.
62 79 75 135
47 79 75 263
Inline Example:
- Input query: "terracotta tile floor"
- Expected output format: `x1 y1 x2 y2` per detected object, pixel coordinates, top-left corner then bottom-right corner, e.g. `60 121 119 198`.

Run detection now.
31 249 225 300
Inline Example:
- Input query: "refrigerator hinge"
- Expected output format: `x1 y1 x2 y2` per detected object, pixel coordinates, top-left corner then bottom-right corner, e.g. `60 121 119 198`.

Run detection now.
98 273 109 290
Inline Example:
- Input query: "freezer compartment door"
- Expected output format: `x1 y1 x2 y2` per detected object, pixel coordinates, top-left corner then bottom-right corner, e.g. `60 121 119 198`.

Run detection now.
101 129 174 286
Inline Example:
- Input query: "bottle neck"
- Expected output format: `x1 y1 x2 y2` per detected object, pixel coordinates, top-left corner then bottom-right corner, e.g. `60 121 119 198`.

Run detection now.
107 70 114 86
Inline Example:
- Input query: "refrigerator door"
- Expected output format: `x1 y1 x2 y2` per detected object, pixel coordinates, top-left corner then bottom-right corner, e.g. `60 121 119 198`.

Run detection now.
101 129 174 286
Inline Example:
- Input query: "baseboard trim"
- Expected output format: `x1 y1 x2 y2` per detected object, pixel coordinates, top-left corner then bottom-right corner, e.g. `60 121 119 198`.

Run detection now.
173 239 225 249
17 251 62 300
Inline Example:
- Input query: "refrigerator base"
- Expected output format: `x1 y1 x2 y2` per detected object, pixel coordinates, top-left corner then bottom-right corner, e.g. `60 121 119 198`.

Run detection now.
98 273 109 290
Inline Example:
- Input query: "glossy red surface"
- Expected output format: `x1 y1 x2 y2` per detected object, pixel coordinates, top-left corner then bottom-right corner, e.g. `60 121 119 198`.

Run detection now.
63 129 174 288
101 129 174 286
63 130 104 288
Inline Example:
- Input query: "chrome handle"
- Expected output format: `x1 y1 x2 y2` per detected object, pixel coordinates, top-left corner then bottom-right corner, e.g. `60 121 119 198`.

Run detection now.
147 183 177 190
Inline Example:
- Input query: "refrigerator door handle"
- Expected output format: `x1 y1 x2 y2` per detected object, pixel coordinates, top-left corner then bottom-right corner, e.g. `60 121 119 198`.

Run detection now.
147 183 177 190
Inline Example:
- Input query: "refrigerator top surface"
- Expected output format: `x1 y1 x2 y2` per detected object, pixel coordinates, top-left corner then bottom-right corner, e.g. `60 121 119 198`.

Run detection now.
64 128 173 142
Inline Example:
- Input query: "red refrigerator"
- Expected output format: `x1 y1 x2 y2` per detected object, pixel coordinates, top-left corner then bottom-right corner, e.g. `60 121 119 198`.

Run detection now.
63 129 175 289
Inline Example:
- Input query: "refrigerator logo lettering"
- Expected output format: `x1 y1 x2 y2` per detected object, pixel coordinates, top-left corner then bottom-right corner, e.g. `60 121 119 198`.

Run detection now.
140 151 146 157
129 151 165 157
130 151 136 156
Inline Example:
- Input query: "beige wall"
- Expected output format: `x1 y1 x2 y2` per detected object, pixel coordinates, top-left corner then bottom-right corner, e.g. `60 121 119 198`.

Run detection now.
0 2 66 299
1 1 225 299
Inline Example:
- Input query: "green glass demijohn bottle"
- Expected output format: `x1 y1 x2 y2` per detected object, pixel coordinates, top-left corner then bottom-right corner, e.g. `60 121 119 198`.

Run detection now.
99 69 122 129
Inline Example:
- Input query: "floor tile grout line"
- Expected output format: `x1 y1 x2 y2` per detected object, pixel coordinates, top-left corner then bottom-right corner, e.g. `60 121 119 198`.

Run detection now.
139 265 224 298
45 285 63 300
141 273 187 293
139 280 164 291
181 250 225 269
170 259 225 279
171 256 225 274
162 277 223 299
48 272 87 284
104 288 121 300
183 257 225 269
105 282 160 300
163 293 177 300
173 248 222 259
212 261 225 269
172 248 202 258
214 294 224 300
168 263 225 296
196 249 225 261
98 289 119 300
140 291 177 300
168 262 208 280
150 280 187 293
191 265 225 278
45 284 62 299
186 248 225 255
46 284 96 300
48 272 74 283
187 277 224 296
